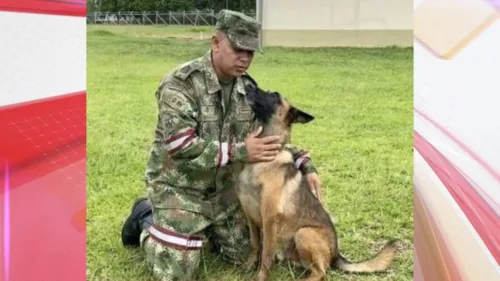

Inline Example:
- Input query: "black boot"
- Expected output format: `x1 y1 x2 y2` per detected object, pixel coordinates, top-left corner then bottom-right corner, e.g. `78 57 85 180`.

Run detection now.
121 197 152 248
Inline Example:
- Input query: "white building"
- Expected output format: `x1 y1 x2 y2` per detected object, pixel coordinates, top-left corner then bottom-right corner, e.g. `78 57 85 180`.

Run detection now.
257 0 413 47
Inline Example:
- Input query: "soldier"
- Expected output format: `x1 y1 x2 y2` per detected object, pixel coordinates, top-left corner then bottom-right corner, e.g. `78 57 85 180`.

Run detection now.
120 9 323 281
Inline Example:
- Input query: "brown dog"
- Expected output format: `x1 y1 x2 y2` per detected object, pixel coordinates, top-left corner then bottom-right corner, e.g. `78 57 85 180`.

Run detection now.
233 86 398 281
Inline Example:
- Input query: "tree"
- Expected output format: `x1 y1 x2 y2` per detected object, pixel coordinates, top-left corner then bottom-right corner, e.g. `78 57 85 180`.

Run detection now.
92 0 255 12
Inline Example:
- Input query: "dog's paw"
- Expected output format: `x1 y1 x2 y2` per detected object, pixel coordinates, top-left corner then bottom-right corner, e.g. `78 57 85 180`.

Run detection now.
244 257 258 273
253 272 269 281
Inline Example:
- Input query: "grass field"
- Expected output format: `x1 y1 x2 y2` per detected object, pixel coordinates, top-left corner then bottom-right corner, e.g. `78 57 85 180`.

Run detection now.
87 24 413 281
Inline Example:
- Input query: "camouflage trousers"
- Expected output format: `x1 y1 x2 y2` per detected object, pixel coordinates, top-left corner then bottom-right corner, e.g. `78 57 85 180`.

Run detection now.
139 200 251 281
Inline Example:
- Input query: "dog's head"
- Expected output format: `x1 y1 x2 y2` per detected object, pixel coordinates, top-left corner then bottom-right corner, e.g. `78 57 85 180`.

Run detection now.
245 86 314 134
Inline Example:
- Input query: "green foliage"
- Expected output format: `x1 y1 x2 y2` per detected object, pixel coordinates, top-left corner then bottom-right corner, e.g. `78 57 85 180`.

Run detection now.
89 0 256 12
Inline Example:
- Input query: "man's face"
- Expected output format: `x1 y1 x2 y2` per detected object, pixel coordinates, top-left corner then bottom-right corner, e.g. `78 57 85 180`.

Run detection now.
212 33 255 78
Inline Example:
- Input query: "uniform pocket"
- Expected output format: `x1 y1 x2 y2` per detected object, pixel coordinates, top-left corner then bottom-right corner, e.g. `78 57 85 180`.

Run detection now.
199 100 221 139
232 106 254 142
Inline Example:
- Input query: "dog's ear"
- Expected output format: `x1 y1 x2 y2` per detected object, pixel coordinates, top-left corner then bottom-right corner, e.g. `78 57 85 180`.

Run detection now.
288 106 315 124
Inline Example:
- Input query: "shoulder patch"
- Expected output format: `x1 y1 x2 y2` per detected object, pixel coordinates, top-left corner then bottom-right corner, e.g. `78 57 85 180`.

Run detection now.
165 92 189 110
161 89 197 117
174 62 202 80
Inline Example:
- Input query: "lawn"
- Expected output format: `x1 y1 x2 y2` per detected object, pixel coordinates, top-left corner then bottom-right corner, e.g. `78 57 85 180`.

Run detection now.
86 24 413 281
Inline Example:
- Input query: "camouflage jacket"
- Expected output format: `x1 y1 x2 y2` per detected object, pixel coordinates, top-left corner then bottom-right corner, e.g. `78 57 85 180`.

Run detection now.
145 50 318 218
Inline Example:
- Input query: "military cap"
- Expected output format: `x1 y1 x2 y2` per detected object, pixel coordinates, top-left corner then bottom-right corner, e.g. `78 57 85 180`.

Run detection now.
215 9 262 52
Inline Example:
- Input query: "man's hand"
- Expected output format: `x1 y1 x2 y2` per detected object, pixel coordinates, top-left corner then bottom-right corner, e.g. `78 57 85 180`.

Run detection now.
245 126 282 163
306 173 323 201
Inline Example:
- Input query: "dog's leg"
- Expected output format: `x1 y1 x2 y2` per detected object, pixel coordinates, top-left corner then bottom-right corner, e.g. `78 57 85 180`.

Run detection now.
276 239 301 266
295 227 331 281
245 217 261 272
255 217 278 281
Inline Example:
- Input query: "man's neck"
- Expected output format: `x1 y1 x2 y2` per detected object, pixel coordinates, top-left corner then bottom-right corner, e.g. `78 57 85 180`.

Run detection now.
219 78 234 85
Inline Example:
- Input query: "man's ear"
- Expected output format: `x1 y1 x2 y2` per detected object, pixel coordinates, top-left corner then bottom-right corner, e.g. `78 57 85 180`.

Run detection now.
211 35 220 52
289 106 315 124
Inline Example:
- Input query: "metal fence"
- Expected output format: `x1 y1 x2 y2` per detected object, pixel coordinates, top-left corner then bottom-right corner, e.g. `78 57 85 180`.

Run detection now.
87 11 256 26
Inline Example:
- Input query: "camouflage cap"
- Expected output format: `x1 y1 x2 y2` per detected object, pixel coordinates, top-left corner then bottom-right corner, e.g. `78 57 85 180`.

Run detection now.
215 9 262 52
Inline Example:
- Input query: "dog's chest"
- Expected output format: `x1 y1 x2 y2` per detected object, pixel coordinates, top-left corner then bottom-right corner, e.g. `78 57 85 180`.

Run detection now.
236 164 262 199
236 164 265 225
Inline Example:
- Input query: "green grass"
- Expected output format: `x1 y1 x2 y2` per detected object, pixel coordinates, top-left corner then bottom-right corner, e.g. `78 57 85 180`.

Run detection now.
87 24 213 39
87 25 413 281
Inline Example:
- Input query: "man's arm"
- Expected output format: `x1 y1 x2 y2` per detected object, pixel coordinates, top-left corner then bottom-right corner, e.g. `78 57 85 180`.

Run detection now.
284 144 318 175
285 143 323 200
157 82 248 169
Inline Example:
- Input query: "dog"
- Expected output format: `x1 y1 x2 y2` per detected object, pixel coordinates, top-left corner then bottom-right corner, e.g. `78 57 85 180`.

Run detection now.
232 86 399 281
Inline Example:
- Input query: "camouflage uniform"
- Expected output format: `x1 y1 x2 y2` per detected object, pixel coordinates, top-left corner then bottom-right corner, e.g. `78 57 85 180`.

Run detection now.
139 10 318 281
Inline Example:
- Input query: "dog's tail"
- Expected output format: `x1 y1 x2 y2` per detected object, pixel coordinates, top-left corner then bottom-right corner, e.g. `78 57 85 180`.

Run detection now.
332 239 398 273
